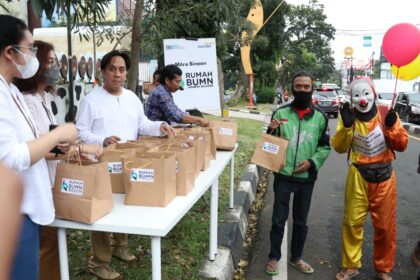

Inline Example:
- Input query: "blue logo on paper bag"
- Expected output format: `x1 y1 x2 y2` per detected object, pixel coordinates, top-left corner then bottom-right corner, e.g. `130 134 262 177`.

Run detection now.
130 170 138 181
262 142 279 155
61 181 68 192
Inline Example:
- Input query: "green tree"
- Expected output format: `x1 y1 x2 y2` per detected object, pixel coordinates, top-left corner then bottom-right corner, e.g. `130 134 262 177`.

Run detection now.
279 46 321 89
327 69 341 86
145 0 250 66
251 0 288 93
280 0 335 87
222 0 335 100
126 0 144 92
218 0 286 100
138 0 251 108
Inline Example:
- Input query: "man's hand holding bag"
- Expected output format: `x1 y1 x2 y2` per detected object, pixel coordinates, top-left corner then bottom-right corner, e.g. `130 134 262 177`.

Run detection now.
251 119 289 172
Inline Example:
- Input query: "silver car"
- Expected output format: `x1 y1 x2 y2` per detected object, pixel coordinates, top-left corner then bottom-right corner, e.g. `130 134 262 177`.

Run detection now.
312 88 340 118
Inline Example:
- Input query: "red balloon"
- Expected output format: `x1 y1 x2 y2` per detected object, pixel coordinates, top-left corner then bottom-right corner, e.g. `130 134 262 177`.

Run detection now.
382 23 420 67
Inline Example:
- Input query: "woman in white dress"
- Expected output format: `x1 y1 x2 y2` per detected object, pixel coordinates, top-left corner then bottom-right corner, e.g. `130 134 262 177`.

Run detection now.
14 40 102 280
0 15 78 279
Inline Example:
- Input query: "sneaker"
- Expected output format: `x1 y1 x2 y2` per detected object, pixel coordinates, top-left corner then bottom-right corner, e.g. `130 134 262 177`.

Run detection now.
112 246 137 262
89 265 121 280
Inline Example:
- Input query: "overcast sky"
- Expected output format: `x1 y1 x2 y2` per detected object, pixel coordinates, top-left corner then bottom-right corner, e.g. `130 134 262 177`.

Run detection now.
290 0 420 63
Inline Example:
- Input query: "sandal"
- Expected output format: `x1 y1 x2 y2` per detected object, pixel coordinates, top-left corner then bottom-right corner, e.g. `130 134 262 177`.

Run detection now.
336 269 359 280
289 259 314 274
265 259 279 276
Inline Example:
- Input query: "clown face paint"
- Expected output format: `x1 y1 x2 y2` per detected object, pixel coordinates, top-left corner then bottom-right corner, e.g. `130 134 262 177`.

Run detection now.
351 82 375 113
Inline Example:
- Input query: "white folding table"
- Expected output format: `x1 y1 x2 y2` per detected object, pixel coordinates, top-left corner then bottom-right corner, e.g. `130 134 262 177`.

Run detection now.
50 145 237 280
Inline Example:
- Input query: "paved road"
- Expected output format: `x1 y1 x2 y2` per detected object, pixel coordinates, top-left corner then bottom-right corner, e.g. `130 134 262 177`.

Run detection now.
247 118 420 280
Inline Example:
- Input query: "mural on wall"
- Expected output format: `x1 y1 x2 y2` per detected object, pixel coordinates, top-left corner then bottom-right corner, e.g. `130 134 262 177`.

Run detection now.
51 54 96 124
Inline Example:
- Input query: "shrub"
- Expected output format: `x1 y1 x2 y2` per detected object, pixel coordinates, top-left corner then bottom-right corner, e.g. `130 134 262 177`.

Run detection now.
256 87 276 103
227 97 246 107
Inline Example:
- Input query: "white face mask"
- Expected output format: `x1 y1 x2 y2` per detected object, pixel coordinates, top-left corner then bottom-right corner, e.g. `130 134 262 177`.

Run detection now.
351 82 375 113
12 49 39 79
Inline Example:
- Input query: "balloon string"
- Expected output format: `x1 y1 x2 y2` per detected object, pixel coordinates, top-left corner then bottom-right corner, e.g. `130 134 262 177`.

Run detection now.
391 67 399 109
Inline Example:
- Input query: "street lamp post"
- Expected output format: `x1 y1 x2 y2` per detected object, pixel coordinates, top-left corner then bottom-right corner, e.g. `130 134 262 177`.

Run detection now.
345 56 354 84
349 56 354 83
370 51 375 79
343 46 354 84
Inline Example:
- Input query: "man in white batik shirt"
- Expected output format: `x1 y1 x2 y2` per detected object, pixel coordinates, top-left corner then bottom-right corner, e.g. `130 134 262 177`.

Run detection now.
76 50 175 280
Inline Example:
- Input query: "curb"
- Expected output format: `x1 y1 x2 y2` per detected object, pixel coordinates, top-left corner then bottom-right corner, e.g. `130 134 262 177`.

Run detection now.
199 247 234 280
403 122 420 136
198 164 260 280
229 109 271 116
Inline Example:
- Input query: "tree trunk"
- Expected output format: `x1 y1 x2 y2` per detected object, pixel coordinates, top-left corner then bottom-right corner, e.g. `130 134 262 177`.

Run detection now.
127 0 145 94
65 0 75 122
27 0 41 33
233 65 248 99
217 58 225 115
155 0 165 69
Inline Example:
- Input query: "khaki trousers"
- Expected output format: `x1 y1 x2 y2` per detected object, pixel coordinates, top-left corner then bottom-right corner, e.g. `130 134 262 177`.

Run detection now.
89 231 128 267
39 226 61 280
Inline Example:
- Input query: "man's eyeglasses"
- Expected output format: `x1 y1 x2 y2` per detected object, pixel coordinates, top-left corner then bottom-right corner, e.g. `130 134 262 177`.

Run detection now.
12 45 38 56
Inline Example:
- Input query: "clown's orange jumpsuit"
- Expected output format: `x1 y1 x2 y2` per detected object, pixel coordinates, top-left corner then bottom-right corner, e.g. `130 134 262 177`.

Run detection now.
331 109 408 273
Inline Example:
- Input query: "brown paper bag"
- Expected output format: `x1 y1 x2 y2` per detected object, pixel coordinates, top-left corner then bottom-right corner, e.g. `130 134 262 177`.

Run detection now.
209 121 238 151
101 145 149 193
114 142 144 149
171 134 194 147
207 128 217 159
171 135 204 178
53 161 113 224
174 127 186 134
148 142 196 196
134 136 170 148
122 152 177 207
251 133 289 172
185 127 216 159
182 130 210 173
137 136 169 141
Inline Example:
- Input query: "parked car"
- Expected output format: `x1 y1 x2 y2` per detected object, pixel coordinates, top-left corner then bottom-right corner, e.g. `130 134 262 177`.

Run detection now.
321 83 340 90
337 89 350 104
376 91 394 109
312 88 340 118
394 91 420 124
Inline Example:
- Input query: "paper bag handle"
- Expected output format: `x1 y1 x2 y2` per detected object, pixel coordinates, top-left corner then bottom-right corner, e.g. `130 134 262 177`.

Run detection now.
64 145 83 167
124 161 152 171
154 142 186 152
268 119 282 137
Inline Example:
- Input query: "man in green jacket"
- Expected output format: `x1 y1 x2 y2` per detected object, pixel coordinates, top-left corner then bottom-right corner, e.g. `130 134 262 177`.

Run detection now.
265 71 331 276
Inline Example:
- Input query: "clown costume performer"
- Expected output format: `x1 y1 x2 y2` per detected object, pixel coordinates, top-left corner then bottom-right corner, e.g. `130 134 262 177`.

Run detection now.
332 79 408 280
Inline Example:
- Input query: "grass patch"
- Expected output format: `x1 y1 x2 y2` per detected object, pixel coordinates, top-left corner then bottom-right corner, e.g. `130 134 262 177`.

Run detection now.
227 98 276 114
67 116 263 279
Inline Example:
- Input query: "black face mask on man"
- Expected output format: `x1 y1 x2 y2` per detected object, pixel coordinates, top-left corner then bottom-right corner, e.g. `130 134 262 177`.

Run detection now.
291 88 313 110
